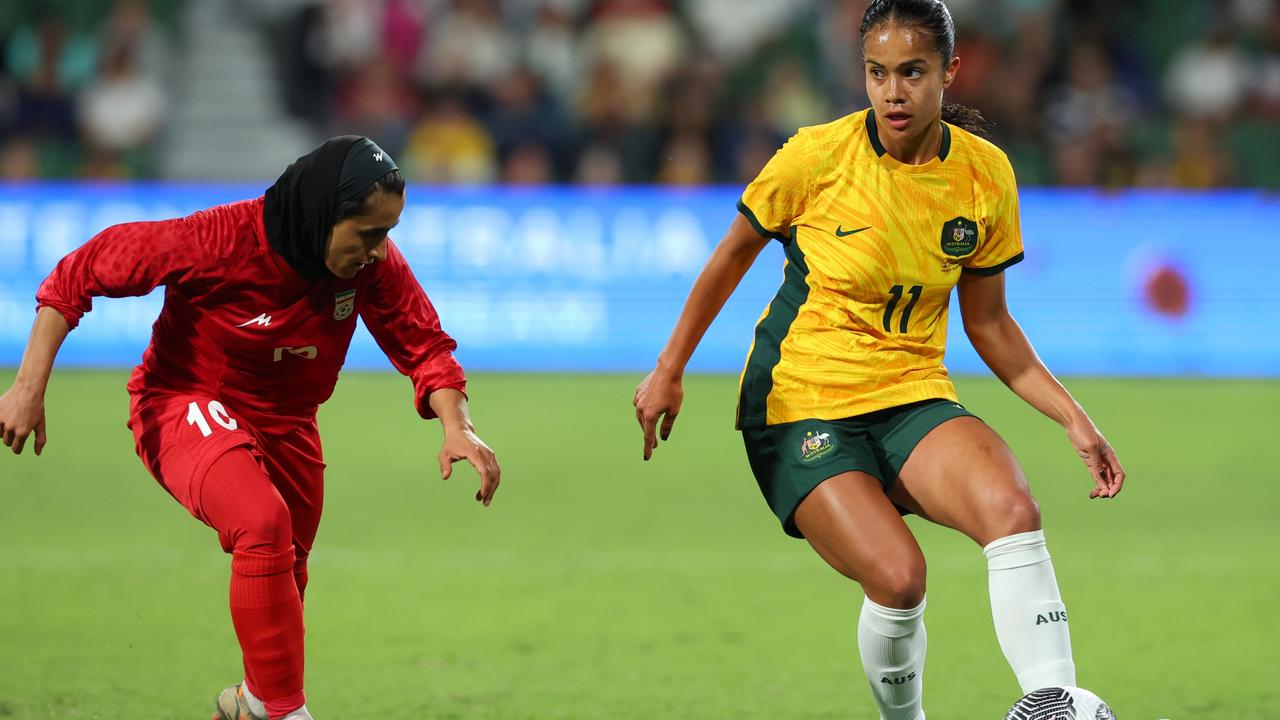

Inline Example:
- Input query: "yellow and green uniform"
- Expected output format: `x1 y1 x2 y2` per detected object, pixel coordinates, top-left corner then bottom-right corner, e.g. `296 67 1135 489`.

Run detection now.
736 108 1024 429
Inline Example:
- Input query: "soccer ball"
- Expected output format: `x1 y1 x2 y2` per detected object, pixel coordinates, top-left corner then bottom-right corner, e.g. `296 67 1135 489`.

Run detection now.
1005 686 1116 719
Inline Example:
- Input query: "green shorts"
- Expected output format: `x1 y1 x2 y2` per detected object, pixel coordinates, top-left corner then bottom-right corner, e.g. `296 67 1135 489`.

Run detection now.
741 399 978 538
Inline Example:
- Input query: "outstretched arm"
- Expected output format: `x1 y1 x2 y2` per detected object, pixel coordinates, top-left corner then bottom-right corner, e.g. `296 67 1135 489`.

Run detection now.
2 212 210 456
362 241 501 505
633 214 770 460
0 308 71 455
957 271 1125 498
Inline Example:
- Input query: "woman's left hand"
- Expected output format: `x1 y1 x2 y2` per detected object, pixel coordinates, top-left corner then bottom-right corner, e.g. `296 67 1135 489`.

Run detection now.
439 428 502 506
1065 418 1125 499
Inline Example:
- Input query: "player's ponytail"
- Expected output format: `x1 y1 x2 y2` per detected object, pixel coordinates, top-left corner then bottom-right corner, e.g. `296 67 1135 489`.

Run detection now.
941 102 992 137
861 0 992 137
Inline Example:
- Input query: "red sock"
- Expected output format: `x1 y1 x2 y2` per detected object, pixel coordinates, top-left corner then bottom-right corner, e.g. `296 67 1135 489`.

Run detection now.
293 551 309 604
231 549 306 719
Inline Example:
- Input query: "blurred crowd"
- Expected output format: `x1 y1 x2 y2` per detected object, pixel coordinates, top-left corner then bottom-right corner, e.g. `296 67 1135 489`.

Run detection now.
0 0 170 178
2 0 1279 187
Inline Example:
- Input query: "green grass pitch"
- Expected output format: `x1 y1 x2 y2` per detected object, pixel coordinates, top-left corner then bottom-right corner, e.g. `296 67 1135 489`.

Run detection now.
1 370 1277 719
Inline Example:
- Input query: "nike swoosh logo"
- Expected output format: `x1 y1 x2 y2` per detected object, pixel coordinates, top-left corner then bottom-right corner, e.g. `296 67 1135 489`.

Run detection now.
835 225 872 237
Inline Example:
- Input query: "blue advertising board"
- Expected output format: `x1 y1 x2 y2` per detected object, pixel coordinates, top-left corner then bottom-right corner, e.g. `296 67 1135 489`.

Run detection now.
0 183 1276 376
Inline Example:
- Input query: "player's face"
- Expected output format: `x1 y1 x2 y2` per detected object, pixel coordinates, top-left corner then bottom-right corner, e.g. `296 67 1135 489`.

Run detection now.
863 22 959 143
325 189 406 279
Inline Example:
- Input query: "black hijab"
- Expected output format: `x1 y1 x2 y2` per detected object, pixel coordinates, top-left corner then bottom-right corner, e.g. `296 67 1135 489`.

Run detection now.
263 136 399 279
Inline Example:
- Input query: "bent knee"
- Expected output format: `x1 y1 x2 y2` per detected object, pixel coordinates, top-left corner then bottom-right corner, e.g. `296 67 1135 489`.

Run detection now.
987 493 1041 541
863 557 927 609
232 500 293 555
202 450 294 555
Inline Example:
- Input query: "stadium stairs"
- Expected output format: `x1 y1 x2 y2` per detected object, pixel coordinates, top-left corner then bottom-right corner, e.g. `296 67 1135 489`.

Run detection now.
161 0 313 181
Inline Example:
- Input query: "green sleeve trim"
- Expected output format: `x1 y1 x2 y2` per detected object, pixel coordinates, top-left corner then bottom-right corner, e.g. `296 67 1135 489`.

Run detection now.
737 199 790 243
963 251 1024 276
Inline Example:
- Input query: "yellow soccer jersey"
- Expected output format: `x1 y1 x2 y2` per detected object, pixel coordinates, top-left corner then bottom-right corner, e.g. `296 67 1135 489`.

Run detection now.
736 108 1024 428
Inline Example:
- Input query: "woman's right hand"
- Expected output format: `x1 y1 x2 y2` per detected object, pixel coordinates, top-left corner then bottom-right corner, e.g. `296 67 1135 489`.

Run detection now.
0 383 47 455
631 215 770 461
634 367 685 461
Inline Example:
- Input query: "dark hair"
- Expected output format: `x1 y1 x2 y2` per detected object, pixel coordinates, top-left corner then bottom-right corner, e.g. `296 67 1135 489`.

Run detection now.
334 170 405 222
859 0 992 137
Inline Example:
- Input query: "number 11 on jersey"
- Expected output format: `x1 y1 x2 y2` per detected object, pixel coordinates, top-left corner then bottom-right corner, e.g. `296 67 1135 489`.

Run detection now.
883 284 922 333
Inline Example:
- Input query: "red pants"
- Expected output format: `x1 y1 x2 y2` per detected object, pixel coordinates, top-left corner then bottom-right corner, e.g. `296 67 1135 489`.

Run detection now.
129 391 323 717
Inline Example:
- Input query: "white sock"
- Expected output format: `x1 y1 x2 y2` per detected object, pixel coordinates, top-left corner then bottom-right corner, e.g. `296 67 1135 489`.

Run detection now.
857 596 927 720
240 681 268 718
984 530 1076 693
280 705 313 720
241 683 311 720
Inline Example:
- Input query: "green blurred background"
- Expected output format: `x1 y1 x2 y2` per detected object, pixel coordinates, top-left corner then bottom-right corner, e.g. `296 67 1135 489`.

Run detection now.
3 370 1277 718
5 0 1280 717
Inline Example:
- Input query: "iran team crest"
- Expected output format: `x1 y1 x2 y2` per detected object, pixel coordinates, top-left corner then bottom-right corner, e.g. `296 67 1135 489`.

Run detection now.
333 289 356 320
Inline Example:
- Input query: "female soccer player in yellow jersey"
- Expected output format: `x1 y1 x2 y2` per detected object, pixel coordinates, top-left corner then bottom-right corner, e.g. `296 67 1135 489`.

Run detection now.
634 1 1125 718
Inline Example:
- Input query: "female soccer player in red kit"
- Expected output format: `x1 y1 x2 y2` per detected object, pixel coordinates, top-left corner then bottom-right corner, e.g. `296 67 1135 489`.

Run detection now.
0 136 501 720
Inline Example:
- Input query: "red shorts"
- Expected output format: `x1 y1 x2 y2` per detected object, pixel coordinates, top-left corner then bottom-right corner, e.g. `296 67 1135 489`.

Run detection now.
127 391 326 557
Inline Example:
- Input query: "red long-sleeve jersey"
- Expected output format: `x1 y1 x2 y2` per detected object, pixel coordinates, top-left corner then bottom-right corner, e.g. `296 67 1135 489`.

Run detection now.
36 197 465 423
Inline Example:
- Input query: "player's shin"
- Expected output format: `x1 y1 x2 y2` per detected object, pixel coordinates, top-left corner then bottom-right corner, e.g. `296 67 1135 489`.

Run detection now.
983 529 1076 693
857 596 927 720
230 548 307 719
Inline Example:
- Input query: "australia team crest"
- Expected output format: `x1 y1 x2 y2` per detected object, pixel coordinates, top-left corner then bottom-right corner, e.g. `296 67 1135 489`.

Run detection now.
799 429 834 463
940 217 979 257
333 289 356 320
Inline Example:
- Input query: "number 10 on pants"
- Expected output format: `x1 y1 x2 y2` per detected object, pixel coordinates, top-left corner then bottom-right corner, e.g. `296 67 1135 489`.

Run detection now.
187 400 239 437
